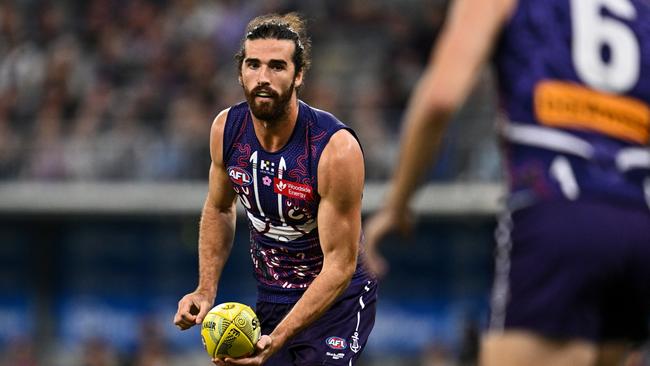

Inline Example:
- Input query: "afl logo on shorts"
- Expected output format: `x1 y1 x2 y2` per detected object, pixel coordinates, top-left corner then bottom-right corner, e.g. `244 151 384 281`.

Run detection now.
326 336 347 350
228 167 252 186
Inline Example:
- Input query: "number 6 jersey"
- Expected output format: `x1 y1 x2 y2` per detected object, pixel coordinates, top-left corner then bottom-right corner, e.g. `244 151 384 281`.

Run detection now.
495 0 650 210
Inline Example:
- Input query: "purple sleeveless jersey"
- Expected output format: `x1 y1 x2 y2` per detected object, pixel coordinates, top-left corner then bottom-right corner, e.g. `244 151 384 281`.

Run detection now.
489 0 650 341
223 100 371 303
495 0 650 209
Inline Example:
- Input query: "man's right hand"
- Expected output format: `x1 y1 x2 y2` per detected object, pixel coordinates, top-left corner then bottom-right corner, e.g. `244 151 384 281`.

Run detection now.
173 291 214 330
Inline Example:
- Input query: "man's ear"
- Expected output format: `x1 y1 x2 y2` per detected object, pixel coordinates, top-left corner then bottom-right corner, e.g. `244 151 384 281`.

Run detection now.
238 74 243 86
294 69 304 89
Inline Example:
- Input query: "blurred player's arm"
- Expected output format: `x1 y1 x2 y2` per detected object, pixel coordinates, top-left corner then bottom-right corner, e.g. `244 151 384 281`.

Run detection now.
387 0 514 213
174 108 238 330
364 0 516 275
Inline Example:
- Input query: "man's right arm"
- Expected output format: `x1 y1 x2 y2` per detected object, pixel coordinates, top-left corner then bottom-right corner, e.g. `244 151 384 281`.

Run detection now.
173 108 238 330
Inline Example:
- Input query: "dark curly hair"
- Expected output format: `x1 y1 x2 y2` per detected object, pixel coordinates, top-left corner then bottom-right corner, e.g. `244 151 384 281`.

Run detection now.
235 13 312 77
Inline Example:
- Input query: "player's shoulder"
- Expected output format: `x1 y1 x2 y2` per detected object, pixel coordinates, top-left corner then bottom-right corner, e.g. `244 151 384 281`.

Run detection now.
317 123 364 197
301 100 345 128
327 129 362 155
210 107 231 137
300 100 361 157
320 129 363 173
210 101 248 135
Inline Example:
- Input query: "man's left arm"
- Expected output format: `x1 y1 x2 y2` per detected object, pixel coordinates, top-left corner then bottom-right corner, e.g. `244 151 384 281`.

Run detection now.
271 128 364 344
224 129 364 365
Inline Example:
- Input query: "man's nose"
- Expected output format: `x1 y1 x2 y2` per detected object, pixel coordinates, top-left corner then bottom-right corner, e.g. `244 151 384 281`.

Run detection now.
257 66 271 85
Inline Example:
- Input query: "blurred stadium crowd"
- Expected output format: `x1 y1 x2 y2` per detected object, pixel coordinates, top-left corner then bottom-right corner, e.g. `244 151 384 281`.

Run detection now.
0 0 499 183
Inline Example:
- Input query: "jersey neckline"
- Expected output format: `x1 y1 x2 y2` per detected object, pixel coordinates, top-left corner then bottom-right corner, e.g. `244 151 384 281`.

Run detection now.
248 100 307 156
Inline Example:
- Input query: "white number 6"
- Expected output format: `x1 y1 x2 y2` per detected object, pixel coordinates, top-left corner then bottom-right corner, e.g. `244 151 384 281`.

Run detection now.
571 0 640 93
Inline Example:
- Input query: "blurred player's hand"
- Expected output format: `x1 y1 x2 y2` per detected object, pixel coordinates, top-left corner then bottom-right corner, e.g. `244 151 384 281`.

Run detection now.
173 291 214 330
213 335 273 366
363 208 413 278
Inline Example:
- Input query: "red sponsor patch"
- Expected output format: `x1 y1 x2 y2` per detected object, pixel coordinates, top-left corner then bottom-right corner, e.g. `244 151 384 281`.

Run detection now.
273 178 313 200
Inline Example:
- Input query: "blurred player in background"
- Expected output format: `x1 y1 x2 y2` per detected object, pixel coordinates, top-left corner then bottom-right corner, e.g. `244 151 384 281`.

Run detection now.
173 13 376 366
364 0 650 365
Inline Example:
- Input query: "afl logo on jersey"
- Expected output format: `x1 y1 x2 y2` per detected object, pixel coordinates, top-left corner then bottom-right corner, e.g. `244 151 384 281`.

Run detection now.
326 336 347 350
227 167 252 186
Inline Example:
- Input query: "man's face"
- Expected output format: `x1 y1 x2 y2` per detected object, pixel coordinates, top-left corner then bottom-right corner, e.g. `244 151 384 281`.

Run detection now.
240 38 303 122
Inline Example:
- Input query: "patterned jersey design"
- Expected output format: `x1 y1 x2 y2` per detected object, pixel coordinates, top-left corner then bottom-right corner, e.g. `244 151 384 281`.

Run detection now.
495 0 650 208
223 100 369 302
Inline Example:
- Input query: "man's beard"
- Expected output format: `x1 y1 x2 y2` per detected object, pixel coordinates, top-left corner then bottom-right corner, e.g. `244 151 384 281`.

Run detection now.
244 80 295 122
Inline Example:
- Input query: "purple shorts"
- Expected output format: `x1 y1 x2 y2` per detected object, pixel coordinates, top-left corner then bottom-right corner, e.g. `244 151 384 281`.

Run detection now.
490 199 650 342
256 279 377 365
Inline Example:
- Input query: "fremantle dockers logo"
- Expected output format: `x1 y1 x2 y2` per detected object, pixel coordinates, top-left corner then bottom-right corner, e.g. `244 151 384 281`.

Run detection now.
228 167 252 186
350 332 360 353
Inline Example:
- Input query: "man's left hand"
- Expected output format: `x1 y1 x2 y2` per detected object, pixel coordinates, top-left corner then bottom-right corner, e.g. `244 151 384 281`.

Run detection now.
212 335 274 366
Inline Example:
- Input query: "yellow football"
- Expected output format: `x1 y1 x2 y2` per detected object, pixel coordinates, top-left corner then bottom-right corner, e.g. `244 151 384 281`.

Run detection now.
200 302 261 359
